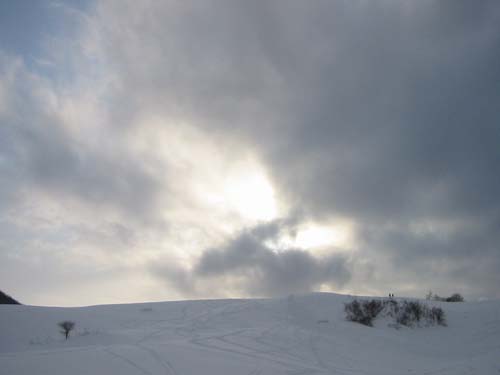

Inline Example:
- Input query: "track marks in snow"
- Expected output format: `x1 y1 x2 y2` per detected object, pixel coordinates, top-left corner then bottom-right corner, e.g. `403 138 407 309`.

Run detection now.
104 347 154 375
187 326 328 374
2 295 499 375
104 344 178 375
138 344 178 375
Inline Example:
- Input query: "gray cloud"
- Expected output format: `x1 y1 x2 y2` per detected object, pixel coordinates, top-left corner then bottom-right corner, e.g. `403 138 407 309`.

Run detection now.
155 220 351 297
106 0 498 298
0 55 162 221
93 0 500 220
2 0 500 303
0 51 166 304
357 214 500 298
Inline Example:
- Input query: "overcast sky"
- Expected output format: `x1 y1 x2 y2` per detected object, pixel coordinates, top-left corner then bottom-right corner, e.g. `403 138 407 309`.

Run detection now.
1 1 499 306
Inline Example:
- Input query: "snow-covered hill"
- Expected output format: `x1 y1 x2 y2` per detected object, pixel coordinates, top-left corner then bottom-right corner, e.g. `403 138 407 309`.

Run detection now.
1 293 499 374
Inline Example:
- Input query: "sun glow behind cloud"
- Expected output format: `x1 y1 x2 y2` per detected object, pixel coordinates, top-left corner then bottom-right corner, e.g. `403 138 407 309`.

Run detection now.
3 0 499 306
265 221 355 253
294 225 341 249
129 115 282 258
222 170 278 222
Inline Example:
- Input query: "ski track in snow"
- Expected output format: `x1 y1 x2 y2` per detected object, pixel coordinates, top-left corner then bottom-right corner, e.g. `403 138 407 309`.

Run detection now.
104 347 155 375
1 294 499 374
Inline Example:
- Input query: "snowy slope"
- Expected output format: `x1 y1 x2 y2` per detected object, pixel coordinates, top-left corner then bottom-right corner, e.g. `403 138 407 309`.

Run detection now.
1 293 499 375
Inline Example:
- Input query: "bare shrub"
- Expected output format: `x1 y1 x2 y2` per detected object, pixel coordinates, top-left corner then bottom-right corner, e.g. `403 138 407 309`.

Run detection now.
344 299 383 327
58 321 76 340
445 293 464 302
397 301 423 326
345 299 446 328
364 300 384 317
429 307 446 326
397 302 446 327
432 293 464 302
345 300 367 325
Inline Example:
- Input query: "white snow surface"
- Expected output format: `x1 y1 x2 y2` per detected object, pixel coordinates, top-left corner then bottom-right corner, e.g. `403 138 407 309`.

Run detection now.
1 293 499 374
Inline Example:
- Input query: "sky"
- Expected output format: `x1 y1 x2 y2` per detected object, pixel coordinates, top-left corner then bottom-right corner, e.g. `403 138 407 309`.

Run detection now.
1 0 499 306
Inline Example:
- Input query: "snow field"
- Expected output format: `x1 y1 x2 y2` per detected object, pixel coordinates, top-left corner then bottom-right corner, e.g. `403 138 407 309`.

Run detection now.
1 293 499 374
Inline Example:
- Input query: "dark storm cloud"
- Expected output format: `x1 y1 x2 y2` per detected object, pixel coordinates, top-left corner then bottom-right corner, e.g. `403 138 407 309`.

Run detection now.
155 220 351 297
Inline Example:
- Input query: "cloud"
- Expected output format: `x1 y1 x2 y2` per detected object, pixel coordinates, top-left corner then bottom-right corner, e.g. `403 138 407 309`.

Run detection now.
0 54 162 220
355 216 500 298
154 220 351 298
87 0 500 222
104 0 498 299
2 1 500 303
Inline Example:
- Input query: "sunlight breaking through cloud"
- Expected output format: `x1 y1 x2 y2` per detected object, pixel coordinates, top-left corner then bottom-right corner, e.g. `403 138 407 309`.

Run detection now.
1 0 500 305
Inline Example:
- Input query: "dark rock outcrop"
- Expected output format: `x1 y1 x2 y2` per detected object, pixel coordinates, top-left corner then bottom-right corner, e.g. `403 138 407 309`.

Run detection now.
0 290 21 304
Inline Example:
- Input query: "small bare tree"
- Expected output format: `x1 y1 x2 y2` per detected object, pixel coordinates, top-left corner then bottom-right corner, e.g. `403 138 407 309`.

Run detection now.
58 321 75 340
